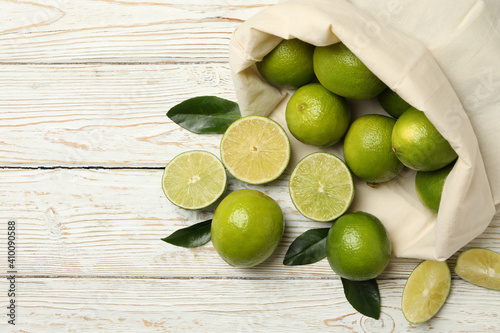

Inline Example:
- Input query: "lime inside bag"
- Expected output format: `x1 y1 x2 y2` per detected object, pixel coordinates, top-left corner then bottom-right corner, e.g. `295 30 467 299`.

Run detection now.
228 0 499 260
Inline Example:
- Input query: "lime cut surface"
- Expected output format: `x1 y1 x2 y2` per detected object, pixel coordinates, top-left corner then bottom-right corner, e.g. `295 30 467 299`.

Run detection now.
455 248 500 291
162 150 227 210
402 260 451 324
289 152 354 222
220 116 290 185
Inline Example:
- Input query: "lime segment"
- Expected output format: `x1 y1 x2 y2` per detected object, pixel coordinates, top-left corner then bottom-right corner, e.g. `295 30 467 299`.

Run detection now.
289 152 354 222
402 260 451 324
162 150 227 210
220 116 290 185
455 248 500 290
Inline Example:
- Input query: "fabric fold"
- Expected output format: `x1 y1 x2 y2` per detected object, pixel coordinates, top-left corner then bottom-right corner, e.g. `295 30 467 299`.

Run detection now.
229 0 498 260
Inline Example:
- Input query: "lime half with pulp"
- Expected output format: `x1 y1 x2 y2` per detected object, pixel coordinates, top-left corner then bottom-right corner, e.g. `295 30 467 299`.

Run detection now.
289 152 354 222
162 150 227 210
220 115 290 185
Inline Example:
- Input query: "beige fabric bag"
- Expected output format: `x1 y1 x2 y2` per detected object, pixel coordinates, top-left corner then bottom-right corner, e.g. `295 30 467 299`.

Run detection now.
229 0 500 260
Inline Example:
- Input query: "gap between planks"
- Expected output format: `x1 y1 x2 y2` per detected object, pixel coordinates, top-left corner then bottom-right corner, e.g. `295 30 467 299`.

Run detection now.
0 274 337 280
0 166 165 170
0 61 226 65
0 274 411 281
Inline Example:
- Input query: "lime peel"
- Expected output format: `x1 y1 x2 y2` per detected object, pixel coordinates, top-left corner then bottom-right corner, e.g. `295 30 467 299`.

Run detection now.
326 212 391 281
211 189 285 268
257 38 315 89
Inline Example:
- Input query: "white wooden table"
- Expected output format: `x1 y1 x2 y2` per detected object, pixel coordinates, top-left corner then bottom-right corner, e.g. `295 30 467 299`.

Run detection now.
0 1 499 332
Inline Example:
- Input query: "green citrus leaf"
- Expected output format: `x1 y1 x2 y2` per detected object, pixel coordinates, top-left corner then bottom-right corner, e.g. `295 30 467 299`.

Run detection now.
161 220 212 248
341 278 381 319
283 228 330 266
167 96 241 134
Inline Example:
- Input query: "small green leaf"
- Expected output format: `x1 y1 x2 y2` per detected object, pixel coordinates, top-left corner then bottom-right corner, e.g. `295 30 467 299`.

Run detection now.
283 228 330 266
161 220 212 248
341 278 381 319
167 96 241 134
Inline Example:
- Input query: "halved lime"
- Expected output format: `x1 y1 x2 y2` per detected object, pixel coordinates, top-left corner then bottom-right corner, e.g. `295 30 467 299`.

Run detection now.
289 152 354 222
220 115 290 185
162 150 227 210
402 260 451 324
455 248 500 291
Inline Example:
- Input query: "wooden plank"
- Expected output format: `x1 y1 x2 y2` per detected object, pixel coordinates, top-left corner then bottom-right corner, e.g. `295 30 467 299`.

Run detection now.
0 63 233 167
0 277 498 332
1 168 498 278
0 0 274 63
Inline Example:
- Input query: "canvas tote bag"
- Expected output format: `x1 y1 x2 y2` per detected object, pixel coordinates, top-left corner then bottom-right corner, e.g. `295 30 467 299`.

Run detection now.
228 0 500 260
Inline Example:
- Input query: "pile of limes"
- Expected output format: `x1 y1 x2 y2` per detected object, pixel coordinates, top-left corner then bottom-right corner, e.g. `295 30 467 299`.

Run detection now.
162 116 290 268
162 38 494 325
162 39 456 273
255 38 471 324
259 38 457 206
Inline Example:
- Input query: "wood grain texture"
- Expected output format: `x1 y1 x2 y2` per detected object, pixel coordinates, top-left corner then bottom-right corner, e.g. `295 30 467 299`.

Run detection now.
0 0 273 63
2 0 499 331
0 278 499 332
0 64 233 166
0 168 498 279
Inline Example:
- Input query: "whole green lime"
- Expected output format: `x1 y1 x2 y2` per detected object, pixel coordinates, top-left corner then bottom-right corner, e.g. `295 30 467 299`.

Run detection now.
415 162 454 213
313 42 386 99
377 88 412 118
211 189 284 268
256 38 315 89
392 107 458 171
326 211 392 281
285 83 350 146
343 114 403 184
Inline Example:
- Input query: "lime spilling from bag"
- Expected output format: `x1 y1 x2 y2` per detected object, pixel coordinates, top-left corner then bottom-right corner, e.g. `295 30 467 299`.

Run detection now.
392 107 458 171
211 189 285 268
455 248 500 291
402 260 451 324
377 87 411 118
162 150 227 210
415 162 454 213
257 38 315 89
343 114 403 184
313 42 386 99
220 115 290 185
326 211 391 281
285 83 350 146
289 152 354 222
